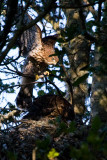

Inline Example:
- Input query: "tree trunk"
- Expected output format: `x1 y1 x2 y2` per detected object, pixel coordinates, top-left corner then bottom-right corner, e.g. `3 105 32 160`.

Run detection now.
61 2 90 118
91 1 107 122
91 51 107 122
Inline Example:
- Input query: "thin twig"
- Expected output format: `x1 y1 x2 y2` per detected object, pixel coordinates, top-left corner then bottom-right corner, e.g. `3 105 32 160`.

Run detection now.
46 79 62 96
0 110 19 122
0 49 22 66
97 0 102 22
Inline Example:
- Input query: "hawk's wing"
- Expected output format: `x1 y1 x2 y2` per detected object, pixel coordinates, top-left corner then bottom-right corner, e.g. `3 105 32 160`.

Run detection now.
16 14 59 109
18 13 42 57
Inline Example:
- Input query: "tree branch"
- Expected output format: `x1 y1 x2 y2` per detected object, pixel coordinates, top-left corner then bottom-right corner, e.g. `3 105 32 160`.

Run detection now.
0 110 19 125
97 0 102 22
56 0 106 9
46 79 62 96
0 0 18 50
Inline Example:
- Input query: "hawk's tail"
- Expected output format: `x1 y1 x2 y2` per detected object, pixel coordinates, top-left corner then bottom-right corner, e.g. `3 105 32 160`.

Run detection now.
16 77 34 109
16 88 32 109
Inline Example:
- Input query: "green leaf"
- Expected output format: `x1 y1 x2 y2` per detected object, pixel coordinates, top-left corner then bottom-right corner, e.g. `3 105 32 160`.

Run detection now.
47 148 59 160
37 82 44 88
73 73 89 86
55 48 65 56
67 121 76 133
49 53 59 57
87 116 103 146
7 88 15 93
7 151 17 160
38 90 45 96
91 116 102 133
55 121 68 136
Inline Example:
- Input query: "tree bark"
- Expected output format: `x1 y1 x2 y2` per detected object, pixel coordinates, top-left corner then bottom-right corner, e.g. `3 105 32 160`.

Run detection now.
61 1 90 117
91 1 107 122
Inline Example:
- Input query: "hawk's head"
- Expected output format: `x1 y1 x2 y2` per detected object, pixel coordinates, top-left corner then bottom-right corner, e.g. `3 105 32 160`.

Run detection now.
42 34 59 65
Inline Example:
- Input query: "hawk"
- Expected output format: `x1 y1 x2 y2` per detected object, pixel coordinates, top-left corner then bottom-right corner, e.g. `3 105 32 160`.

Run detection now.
24 95 75 121
16 13 59 108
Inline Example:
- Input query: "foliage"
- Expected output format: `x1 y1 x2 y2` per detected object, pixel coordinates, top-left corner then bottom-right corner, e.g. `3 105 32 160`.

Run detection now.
0 116 107 160
73 73 89 86
35 116 107 160
47 148 59 160
7 151 17 160
36 136 51 160
70 116 107 160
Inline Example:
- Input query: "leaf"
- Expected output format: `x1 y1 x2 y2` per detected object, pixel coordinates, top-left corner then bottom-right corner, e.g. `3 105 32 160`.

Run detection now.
47 148 59 160
7 88 15 93
38 90 45 96
37 82 44 88
67 121 76 133
55 121 68 136
49 53 59 57
37 135 51 149
91 116 102 133
64 60 69 66
73 73 89 86
87 116 103 146
55 48 65 56
51 70 57 75
7 151 17 160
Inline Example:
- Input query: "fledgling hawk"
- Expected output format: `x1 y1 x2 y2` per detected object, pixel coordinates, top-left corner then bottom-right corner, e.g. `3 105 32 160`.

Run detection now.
16 13 59 108
24 95 75 121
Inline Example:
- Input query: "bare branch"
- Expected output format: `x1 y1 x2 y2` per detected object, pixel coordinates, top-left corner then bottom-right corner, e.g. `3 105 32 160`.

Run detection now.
97 0 103 22
0 49 21 66
56 0 106 9
46 79 62 96
0 0 18 50
0 110 19 126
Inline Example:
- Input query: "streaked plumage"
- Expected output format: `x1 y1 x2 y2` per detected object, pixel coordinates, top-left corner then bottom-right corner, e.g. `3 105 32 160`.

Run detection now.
16 13 59 108
24 95 75 121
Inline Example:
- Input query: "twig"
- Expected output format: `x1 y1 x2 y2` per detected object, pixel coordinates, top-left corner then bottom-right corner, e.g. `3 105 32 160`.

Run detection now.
97 0 102 22
0 110 19 122
0 49 22 66
32 147 37 160
1 76 18 81
46 79 62 96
